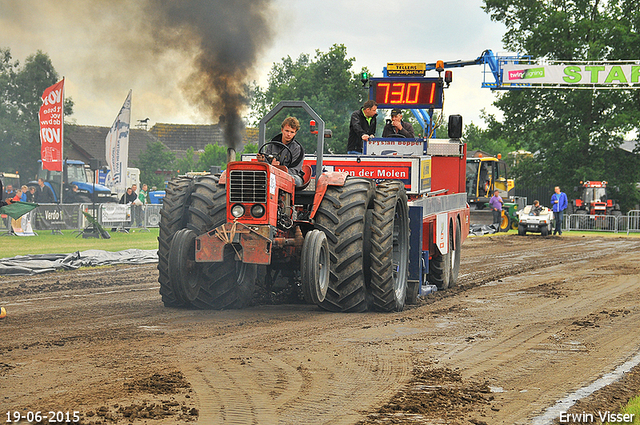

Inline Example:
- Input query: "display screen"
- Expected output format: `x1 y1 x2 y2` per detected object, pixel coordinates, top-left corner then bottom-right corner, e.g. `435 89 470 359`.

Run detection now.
369 78 443 109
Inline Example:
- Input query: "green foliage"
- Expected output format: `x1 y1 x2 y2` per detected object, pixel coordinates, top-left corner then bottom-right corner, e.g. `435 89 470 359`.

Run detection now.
175 146 198 174
463 121 516 159
196 143 228 171
0 48 73 179
133 140 176 189
250 44 369 154
481 0 640 210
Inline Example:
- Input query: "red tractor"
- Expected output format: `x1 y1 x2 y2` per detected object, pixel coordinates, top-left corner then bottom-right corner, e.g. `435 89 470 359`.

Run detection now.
569 180 622 218
158 100 469 313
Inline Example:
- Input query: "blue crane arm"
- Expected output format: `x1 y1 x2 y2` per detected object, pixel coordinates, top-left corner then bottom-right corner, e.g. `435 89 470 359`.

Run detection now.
425 49 501 86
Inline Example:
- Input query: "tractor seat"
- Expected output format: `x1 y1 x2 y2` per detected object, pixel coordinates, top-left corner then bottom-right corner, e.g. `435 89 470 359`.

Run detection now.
296 164 312 190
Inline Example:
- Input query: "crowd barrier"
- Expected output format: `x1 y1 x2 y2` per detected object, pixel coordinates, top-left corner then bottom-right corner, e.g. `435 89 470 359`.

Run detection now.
1 203 163 236
563 211 640 234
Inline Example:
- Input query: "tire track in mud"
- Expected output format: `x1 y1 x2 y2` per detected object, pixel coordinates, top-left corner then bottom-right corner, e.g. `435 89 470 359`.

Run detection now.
179 317 414 424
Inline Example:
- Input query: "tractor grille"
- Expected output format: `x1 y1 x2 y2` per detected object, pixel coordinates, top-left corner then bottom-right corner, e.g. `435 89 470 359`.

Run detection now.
229 170 268 203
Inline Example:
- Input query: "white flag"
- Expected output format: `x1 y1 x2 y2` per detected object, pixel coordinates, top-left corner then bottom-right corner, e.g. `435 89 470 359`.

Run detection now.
105 90 132 195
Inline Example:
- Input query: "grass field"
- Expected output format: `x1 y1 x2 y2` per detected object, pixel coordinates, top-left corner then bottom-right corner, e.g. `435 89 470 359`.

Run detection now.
0 228 159 259
606 395 640 425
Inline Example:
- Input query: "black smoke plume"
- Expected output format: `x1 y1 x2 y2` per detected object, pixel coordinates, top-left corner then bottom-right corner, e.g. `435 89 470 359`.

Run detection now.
149 0 274 149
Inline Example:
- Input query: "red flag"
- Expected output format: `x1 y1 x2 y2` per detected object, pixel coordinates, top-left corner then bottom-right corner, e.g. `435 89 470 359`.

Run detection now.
39 79 65 172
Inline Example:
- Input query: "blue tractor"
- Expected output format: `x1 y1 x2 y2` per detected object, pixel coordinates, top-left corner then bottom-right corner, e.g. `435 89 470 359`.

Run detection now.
32 160 116 203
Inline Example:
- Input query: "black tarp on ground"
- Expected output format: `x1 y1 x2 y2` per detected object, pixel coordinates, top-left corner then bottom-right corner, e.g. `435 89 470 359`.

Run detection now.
0 249 158 276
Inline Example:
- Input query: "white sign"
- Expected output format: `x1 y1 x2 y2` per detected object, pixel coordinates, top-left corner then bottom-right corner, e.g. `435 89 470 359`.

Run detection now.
105 90 132 195
502 64 640 86
365 139 425 156
436 213 448 255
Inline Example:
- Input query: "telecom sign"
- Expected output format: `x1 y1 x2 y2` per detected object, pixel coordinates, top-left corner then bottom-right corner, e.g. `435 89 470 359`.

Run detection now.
502 64 640 86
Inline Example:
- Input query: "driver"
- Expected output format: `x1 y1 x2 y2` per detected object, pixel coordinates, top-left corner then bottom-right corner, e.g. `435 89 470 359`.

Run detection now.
382 108 415 138
256 116 305 186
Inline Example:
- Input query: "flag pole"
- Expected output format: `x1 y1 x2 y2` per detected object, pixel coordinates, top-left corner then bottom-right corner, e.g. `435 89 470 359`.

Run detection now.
59 77 65 204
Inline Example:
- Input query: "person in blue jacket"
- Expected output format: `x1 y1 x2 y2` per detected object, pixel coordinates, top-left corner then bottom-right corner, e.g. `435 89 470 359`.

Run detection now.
551 186 568 235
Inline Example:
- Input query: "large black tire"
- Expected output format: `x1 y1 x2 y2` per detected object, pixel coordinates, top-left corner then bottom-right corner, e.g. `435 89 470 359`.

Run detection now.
449 219 462 288
518 224 527 236
183 175 257 309
369 181 410 312
314 177 374 312
429 222 452 290
158 176 194 307
301 229 330 305
540 225 549 237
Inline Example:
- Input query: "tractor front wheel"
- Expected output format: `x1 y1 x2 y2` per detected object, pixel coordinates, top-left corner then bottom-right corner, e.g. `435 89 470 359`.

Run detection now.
301 229 330 306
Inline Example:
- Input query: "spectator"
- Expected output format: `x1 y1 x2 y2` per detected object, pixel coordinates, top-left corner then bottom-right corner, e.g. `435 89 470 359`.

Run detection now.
34 178 55 203
120 187 136 204
3 184 15 201
138 184 149 205
348 100 378 154
551 186 568 236
489 189 503 227
66 184 80 204
0 181 12 208
382 108 415 138
27 187 36 203
134 183 149 227
15 185 29 202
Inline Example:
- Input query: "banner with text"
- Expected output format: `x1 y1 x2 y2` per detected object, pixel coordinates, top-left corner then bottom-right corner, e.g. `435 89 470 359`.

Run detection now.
39 79 65 171
105 90 132 195
503 64 640 86
32 204 81 231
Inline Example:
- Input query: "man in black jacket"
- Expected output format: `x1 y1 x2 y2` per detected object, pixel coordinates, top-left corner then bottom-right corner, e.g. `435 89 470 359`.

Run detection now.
34 178 55 203
382 108 415 138
257 117 305 186
348 100 377 154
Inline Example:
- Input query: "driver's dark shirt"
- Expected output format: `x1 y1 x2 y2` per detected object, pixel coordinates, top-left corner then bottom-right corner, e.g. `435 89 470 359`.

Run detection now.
263 133 305 180
382 120 415 138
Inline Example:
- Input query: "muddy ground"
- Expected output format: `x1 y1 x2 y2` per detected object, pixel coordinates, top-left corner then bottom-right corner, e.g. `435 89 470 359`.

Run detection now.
1 234 640 424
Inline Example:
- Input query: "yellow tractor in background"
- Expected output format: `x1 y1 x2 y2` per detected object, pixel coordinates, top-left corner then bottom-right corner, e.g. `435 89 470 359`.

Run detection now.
466 154 517 231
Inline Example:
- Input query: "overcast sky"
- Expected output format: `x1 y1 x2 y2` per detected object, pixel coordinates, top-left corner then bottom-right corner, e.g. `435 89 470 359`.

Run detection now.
0 0 507 129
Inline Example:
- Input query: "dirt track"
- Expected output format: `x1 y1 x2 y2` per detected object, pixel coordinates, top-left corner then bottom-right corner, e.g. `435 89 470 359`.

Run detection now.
2 234 640 424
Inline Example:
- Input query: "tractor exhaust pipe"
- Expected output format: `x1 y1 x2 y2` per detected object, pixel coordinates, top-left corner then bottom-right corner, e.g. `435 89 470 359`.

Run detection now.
227 147 236 163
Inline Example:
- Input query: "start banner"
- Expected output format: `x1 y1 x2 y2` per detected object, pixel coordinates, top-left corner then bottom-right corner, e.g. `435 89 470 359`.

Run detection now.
502 64 640 86
39 79 65 171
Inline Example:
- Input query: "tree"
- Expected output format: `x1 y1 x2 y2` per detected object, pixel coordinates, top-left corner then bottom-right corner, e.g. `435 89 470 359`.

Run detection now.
0 49 73 179
196 143 227 171
133 140 176 189
482 0 640 209
175 146 198 174
250 44 369 154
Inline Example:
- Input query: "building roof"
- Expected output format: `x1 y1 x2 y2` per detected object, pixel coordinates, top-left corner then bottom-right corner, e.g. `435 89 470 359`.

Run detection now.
149 123 259 152
65 125 163 165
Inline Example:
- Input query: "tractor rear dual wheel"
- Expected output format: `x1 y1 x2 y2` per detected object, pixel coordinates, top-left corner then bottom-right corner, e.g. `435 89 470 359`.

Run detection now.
181 175 257 309
369 180 410 312
314 177 374 313
160 174 257 310
158 176 194 307
428 218 462 290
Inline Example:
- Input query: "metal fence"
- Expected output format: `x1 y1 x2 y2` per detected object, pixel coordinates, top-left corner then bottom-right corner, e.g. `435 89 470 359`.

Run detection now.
1 203 163 236
563 211 640 234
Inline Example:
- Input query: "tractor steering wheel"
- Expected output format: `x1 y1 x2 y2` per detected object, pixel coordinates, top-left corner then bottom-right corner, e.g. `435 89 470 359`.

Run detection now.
259 141 294 165
386 133 406 138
